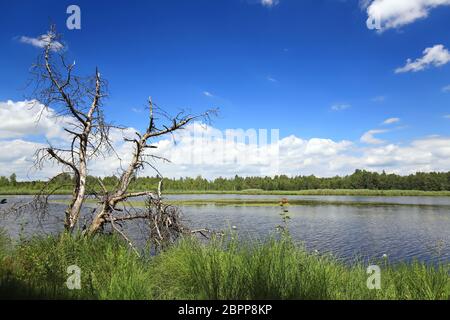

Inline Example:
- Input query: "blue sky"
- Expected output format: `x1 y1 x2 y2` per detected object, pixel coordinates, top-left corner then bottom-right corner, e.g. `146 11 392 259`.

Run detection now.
0 0 450 179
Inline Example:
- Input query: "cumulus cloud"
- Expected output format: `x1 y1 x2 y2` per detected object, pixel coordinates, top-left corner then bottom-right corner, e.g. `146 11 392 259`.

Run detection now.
395 44 450 73
360 129 388 145
365 0 450 31
148 128 450 177
203 91 214 98
0 100 67 140
2 100 450 180
383 117 400 125
19 32 64 51
0 139 61 180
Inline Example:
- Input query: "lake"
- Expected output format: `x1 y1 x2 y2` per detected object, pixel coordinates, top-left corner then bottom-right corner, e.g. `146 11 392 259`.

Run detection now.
1 194 449 265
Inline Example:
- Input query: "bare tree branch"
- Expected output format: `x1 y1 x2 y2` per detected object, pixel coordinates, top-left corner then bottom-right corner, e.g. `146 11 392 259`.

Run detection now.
19 25 217 250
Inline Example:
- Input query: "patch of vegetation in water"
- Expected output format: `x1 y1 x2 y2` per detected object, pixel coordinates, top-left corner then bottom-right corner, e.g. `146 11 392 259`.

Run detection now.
49 198 450 208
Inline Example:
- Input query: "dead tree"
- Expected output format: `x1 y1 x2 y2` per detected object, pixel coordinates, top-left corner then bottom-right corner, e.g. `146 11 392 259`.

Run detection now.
87 98 210 236
31 26 111 232
28 26 215 244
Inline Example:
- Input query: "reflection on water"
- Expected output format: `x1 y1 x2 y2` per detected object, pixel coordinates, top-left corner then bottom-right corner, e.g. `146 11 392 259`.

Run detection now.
1 195 449 265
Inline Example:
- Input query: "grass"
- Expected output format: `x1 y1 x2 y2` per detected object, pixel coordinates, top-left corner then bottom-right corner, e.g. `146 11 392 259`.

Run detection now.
0 231 448 300
0 233 153 299
2 188 450 197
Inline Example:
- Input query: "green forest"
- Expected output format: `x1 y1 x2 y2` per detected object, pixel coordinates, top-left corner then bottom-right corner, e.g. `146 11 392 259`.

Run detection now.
1 170 450 194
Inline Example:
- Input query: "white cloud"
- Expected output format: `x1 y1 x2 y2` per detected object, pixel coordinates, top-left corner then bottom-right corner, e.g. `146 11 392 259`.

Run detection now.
366 0 450 31
261 0 279 7
395 44 450 73
2 100 450 180
383 117 400 125
19 32 64 51
81 127 450 178
444 114 450 119
360 129 388 144
267 76 278 83
0 100 66 140
203 91 214 98
442 84 450 92
0 139 61 180
303 138 353 156
331 104 351 111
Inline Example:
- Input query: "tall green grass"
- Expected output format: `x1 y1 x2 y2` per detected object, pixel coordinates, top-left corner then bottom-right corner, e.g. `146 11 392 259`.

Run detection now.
154 236 449 300
0 232 448 300
0 233 155 299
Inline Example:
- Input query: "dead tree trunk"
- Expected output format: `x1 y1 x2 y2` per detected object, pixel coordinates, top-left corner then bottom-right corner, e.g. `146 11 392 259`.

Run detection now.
27 26 215 244
32 26 110 232
87 98 200 235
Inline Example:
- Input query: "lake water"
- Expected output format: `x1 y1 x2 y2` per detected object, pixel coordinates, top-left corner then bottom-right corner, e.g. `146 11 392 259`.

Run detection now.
1 194 449 265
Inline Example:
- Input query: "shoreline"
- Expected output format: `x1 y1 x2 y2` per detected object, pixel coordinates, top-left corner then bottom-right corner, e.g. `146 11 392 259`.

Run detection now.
2 188 450 197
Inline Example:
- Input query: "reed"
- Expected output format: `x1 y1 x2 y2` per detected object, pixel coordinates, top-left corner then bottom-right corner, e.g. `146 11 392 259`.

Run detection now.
0 232 448 300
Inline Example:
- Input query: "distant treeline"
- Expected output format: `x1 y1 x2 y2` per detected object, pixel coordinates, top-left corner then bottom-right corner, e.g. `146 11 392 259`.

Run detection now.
1 170 450 192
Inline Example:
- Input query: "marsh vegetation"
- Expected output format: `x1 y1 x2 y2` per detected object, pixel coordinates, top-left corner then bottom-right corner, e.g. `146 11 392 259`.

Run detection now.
0 232 448 300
